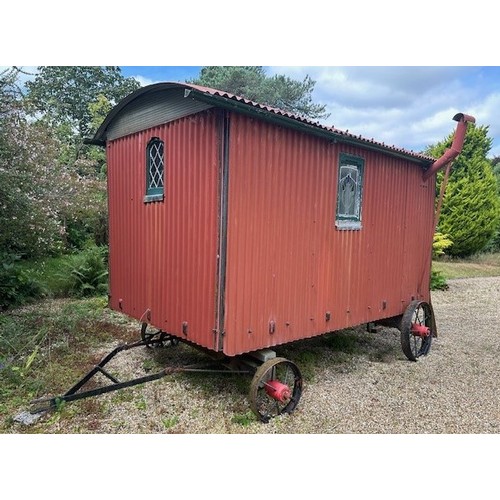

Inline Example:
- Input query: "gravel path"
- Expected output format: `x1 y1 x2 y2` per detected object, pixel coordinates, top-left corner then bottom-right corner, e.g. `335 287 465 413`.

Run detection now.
30 277 500 434
299 276 500 434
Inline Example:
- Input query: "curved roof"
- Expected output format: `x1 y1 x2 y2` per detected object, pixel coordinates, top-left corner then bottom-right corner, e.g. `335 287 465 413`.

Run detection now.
90 81 435 165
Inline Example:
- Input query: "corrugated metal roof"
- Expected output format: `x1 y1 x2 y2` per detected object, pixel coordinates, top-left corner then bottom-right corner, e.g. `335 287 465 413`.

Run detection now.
91 82 435 165
105 87 213 141
187 83 435 163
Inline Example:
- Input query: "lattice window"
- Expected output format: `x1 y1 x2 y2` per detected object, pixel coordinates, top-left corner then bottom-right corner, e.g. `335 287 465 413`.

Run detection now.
145 137 164 202
336 153 364 229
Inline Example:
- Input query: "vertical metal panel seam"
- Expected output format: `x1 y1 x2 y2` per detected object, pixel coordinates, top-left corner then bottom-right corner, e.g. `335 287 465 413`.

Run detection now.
216 110 230 351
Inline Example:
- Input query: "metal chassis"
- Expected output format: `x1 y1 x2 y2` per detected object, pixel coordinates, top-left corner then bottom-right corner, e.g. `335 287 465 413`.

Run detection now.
30 332 251 414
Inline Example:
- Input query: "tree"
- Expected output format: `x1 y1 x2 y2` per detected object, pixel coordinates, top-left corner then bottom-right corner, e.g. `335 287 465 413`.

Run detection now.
1 77 65 257
1 68 110 258
189 66 329 120
18 67 139 249
0 67 23 115
26 66 139 137
25 66 140 162
426 124 500 257
492 156 500 194
483 155 500 252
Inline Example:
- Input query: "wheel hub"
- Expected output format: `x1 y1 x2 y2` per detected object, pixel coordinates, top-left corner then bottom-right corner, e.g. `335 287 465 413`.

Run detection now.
265 380 291 403
411 323 431 337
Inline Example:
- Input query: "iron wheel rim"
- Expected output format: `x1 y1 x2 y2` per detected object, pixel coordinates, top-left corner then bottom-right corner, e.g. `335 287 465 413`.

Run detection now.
249 357 302 423
400 301 434 361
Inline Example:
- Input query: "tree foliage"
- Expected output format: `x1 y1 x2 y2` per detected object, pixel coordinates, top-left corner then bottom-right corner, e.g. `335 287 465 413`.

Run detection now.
426 124 500 257
190 66 329 120
432 232 453 258
0 67 128 258
484 155 500 252
1 114 65 256
25 67 139 164
1 68 59 257
0 67 23 115
25 66 139 138
492 156 500 194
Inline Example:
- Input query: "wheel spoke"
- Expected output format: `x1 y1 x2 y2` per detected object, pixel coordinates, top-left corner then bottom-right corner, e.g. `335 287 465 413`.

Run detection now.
400 301 434 361
249 357 303 422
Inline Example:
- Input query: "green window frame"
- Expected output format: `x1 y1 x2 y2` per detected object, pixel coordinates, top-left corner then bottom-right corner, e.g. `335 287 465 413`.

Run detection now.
335 153 364 230
144 137 165 203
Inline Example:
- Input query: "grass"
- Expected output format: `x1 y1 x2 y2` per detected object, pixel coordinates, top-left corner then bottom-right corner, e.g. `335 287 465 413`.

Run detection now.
231 411 256 426
0 295 135 431
18 246 108 299
18 255 74 296
433 252 500 280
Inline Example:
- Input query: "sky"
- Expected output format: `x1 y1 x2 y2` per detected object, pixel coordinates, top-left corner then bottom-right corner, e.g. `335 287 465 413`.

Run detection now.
3 1 499 159
120 66 500 158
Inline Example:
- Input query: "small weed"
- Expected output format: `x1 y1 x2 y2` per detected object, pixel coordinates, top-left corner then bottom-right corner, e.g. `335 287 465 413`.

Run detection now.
231 411 256 426
162 416 179 429
292 350 318 381
54 397 66 412
135 398 147 411
322 331 359 354
142 359 157 372
46 412 61 426
112 390 135 404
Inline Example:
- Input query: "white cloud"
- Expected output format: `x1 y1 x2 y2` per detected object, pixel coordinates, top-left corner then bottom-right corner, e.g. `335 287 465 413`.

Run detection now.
131 75 160 87
470 92 500 135
268 66 500 156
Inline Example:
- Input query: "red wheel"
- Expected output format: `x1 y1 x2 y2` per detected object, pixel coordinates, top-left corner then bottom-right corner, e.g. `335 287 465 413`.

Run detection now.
400 301 434 361
249 357 302 422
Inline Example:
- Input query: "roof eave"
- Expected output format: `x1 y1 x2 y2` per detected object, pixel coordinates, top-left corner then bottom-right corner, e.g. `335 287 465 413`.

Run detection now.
86 82 434 167
187 89 433 167
86 83 184 146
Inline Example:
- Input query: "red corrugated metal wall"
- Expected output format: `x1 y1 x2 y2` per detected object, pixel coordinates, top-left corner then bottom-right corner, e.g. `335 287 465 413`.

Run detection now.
223 114 435 356
106 107 435 357
107 110 220 351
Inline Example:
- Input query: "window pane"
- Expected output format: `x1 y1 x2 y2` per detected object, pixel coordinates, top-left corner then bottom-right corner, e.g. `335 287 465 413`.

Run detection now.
335 153 364 229
338 165 358 217
148 140 164 190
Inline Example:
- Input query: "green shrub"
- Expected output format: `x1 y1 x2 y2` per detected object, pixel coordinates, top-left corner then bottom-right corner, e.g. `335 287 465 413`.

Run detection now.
58 245 109 298
484 226 500 253
66 211 108 251
0 253 45 310
431 233 453 291
439 162 500 257
429 125 500 257
433 232 453 258
430 268 449 291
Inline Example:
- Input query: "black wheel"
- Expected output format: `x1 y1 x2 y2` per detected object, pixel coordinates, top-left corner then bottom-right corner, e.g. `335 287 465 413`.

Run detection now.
141 322 160 347
400 300 434 361
249 357 302 423
140 323 179 348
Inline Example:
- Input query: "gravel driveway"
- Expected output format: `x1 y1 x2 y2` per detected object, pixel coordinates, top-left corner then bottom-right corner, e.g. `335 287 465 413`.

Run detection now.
32 276 500 434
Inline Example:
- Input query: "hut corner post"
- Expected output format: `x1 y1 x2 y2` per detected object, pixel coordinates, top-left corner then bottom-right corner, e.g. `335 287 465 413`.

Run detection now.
422 113 476 182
